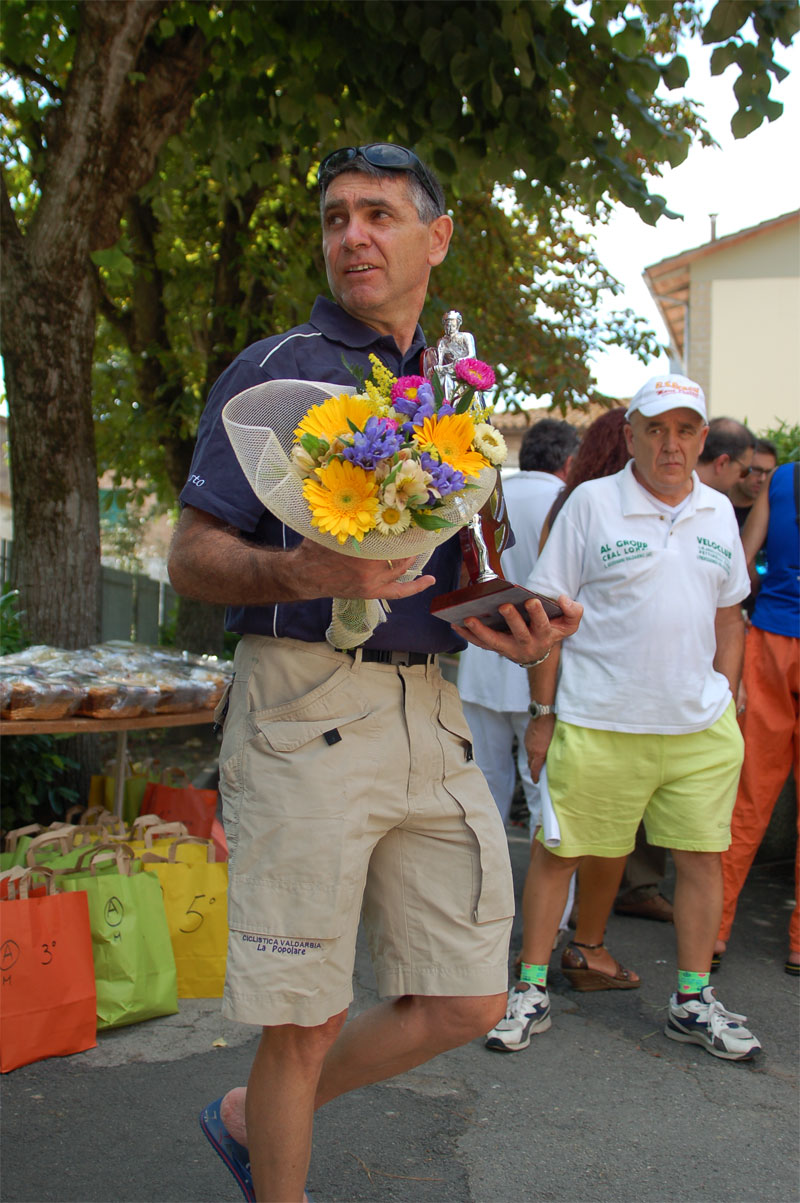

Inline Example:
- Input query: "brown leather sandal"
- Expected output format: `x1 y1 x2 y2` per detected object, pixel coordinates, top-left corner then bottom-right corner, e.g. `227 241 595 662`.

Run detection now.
560 940 640 992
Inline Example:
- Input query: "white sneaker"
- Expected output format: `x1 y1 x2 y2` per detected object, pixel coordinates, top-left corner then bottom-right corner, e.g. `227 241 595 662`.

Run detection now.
485 984 552 1052
664 986 761 1061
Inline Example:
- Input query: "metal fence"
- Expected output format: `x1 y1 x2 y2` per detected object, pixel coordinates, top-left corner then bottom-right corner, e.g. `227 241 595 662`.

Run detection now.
1 539 178 645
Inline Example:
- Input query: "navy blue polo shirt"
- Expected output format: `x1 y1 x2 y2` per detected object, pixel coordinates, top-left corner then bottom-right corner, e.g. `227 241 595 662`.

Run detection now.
180 296 466 653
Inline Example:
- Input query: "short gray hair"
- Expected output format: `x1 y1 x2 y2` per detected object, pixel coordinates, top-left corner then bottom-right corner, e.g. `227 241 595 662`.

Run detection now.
319 158 445 225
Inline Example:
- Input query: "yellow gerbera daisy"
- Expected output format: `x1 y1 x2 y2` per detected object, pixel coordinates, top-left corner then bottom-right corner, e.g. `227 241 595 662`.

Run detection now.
413 414 488 479
302 458 379 544
295 393 378 444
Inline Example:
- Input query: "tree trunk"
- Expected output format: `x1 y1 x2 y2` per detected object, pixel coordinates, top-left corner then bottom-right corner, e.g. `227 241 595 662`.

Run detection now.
174 597 227 658
2 257 101 647
0 1 210 648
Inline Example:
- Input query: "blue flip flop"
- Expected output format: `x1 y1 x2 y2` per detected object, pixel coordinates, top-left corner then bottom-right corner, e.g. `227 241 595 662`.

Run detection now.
199 1097 317 1202
199 1096 255 1202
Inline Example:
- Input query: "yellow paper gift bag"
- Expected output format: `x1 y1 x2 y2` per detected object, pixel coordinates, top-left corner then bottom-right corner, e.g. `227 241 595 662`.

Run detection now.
142 838 228 998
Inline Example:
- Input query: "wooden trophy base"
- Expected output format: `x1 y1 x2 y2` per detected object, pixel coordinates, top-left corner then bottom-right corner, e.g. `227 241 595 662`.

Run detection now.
430 577 563 630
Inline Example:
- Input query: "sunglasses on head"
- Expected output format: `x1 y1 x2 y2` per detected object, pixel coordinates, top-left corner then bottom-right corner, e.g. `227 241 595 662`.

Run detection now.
317 143 441 210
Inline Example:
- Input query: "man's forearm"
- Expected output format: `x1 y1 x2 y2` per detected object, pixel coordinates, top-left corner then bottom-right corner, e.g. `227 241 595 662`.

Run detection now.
528 644 560 705
167 505 436 607
714 606 746 698
168 509 308 606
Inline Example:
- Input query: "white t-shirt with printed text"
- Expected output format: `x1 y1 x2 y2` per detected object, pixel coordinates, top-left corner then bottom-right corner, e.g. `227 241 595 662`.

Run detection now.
527 461 749 734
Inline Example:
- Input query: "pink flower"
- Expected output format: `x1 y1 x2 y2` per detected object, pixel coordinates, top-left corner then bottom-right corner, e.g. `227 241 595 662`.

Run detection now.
391 375 428 401
455 358 495 390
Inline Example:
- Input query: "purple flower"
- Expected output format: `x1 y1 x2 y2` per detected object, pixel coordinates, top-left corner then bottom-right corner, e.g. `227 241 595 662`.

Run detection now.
420 452 466 501
391 381 435 419
341 416 404 470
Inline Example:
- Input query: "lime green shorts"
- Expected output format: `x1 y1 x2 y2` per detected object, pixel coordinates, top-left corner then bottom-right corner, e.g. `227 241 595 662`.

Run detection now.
539 702 744 858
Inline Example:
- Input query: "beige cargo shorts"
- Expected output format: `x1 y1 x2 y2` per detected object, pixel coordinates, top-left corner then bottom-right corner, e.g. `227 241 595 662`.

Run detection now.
217 635 514 1027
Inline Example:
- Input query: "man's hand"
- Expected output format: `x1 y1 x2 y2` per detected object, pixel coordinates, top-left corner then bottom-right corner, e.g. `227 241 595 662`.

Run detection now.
524 713 556 784
452 594 582 665
286 540 435 601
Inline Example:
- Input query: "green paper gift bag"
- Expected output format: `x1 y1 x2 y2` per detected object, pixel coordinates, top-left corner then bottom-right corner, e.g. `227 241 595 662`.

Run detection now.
58 846 178 1029
87 759 163 828
0 825 43 872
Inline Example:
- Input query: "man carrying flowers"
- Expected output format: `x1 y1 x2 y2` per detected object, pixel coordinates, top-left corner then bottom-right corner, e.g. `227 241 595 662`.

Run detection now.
168 142 581 1203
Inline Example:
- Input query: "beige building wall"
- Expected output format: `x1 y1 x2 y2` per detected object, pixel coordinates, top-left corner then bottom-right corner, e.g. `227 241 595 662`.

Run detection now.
689 216 799 428
709 277 800 428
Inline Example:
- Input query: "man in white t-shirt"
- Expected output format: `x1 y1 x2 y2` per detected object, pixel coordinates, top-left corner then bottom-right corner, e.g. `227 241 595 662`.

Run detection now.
457 418 578 827
460 374 762 1063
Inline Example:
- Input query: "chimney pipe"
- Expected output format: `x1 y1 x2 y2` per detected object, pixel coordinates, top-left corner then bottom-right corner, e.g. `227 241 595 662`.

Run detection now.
709 213 718 241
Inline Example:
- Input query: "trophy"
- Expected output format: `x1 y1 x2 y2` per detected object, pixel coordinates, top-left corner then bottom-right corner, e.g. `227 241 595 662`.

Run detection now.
425 312 563 630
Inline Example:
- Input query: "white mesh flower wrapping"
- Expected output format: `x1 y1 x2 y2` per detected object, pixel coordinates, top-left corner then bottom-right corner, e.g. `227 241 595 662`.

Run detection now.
222 379 497 648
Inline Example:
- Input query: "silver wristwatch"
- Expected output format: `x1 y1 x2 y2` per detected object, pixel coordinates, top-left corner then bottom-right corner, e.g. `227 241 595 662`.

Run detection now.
528 700 556 720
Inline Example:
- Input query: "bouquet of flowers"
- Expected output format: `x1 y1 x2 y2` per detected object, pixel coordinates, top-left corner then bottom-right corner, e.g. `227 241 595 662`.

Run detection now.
222 355 507 648
291 354 506 546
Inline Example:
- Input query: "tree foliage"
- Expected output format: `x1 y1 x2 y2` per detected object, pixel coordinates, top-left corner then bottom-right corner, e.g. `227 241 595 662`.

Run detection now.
1 0 798 652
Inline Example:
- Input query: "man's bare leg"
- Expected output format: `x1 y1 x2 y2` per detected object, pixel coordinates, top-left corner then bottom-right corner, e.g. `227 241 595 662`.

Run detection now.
573 854 639 980
520 840 581 966
246 1012 347 1203
230 993 506 1199
314 992 505 1106
671 849 723 971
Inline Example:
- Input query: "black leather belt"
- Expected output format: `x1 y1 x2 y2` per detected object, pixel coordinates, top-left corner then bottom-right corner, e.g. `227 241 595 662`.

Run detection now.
348 648 436 666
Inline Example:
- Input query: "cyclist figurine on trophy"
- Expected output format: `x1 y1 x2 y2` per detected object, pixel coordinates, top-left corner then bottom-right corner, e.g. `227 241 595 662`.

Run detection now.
424 311 563 629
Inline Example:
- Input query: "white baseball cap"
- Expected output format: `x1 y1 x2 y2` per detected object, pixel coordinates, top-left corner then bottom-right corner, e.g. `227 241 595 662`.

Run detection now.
626 374 708 423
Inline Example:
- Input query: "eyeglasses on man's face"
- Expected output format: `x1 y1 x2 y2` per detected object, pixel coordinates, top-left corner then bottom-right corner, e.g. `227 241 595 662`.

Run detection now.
748 465 772 478
317 143 441 210
733 458 753 479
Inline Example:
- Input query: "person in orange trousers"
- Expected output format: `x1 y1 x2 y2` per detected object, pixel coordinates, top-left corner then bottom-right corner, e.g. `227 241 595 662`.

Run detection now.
716 463 800 976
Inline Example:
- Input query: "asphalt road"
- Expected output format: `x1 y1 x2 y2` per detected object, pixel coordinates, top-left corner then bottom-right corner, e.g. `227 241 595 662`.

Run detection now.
1 834 797 1203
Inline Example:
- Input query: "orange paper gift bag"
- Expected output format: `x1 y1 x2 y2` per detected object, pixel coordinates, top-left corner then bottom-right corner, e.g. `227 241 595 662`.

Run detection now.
0 869 97 1072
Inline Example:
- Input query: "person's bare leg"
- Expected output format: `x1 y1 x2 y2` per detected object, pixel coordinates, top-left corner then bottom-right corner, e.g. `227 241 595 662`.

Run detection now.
246 1012 347 1203
314 992 506 1107
521 841 582 967
671 849 723 972
573 854 639 980
221 993 506 1165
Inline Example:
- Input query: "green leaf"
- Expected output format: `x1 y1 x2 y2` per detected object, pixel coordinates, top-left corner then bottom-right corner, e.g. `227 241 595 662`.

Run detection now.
731 107 764 138
710 41 740 75
342 355 365 388
661 54 690 90
419 27 442 64
90 247 135 277
300 433 327 457
430 373 446 407
703 0 749 44
412 510 456 531
454 386 475 413
613 20 646 57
